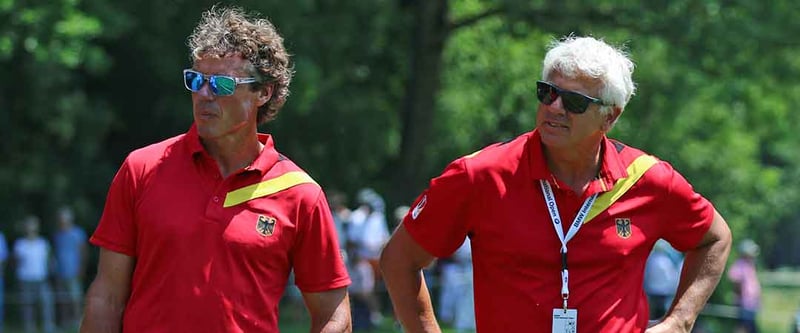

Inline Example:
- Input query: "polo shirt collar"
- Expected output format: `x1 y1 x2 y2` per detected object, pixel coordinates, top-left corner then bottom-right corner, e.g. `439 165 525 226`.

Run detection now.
185 124 280 175
250 133 279 174
186 124 205 155
527 129 628 190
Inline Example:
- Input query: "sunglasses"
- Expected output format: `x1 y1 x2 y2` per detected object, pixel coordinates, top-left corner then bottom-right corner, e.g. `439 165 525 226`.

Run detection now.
536 81 610 114
183 69 257 96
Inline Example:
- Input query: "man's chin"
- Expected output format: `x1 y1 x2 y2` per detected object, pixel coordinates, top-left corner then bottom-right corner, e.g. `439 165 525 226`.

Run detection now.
539 131 571 148
196 125 221 141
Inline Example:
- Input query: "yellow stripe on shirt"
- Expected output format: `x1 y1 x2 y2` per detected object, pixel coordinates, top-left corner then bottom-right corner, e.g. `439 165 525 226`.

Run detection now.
223 171 318 208
585 154 658 223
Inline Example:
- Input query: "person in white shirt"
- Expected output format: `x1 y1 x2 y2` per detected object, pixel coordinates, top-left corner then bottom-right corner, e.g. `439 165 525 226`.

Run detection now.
13 215 55 333
347 188 390 326
438 240 475 332
348 188 390 262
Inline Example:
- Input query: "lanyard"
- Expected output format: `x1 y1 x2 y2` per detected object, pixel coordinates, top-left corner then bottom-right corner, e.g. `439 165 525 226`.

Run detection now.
539 180 597 310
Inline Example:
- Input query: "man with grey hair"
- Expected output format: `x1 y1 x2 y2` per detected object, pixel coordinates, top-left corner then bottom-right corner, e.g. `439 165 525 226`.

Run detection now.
381 36 731 332
81 6 351 333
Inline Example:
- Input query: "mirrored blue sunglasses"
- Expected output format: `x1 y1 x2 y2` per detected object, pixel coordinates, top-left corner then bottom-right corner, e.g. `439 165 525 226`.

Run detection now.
183 69 257 96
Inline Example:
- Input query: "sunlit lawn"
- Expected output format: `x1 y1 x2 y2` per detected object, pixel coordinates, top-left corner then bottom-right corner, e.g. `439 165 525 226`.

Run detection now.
277 281 800 333
278 316 462 333
3 271 798 333
759 282 800 333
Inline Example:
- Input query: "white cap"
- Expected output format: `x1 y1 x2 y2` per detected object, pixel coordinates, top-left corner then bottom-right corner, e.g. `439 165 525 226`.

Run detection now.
738 239 759 257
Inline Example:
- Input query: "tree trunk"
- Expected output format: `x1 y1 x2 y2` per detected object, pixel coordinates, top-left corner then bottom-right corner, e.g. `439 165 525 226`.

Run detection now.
393 0 449 202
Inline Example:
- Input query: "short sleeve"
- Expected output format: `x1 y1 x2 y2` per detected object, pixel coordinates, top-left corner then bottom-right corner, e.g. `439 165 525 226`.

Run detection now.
403 158 472 258
90 158 139 257
658 164 715 252
291 189 351 293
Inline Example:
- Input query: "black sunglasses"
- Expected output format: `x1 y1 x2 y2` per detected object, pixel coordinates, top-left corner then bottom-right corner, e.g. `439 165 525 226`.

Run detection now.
536 81 611 114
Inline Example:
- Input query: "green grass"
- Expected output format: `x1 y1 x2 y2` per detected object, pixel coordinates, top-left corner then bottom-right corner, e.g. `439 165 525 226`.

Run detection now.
270 274 800 333
278 316 462 333
4 271 798 333
759 283 800 333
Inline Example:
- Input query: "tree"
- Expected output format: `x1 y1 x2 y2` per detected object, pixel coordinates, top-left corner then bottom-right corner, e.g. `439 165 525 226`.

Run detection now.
2 0 799 268
0 0 125 225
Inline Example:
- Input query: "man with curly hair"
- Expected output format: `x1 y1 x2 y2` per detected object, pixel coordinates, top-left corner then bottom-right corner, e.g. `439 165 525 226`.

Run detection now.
81 6 351 333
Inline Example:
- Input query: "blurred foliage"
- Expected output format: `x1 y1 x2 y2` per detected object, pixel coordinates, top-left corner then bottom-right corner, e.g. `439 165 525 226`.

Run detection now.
1 0 799 276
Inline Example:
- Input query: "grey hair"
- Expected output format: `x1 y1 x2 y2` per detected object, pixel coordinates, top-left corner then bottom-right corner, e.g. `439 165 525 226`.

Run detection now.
187 6 293 124
542 36 636 114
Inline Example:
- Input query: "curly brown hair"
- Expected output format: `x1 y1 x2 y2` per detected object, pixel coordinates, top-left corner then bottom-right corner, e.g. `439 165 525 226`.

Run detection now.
187 6 293 124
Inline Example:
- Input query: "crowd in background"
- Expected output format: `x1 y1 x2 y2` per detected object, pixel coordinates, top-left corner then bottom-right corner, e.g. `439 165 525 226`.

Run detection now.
643 237 800 333
279 187 477 332
2 199 800 332
0 207 86 333
331 187 476 332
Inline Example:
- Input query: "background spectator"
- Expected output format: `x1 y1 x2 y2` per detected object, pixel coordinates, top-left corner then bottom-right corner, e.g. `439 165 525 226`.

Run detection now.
438 239 475 333
52 206 87 329
728 238 761 333
328 190 352 261
644 239 683 320
13 215 55 333
347 245 376 331
347 188 390 326
0 230 7 333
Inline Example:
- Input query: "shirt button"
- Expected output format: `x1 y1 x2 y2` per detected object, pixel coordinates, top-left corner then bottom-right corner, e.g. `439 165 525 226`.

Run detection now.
213 196 220 203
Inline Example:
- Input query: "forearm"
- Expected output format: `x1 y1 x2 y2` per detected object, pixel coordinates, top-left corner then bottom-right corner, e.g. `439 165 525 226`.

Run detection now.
304 287 352 333
383 269 441 333
310 314 351 333
80 288 126 333
664 236 731 330
80 248 135 333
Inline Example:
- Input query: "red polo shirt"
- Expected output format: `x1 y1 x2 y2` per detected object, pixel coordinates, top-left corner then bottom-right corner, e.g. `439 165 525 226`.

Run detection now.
91 125 350 333
403 129 714 332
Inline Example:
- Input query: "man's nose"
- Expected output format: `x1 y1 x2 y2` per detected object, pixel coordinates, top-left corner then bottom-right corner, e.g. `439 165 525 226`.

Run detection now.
195 80 215 99
548 95 567 114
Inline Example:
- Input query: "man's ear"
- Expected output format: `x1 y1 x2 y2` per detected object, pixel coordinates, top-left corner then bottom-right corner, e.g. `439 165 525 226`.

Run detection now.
602 106 623 131
257 84 273 107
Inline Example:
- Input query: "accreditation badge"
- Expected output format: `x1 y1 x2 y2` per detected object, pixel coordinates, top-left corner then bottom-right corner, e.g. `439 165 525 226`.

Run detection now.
552 309 577 333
